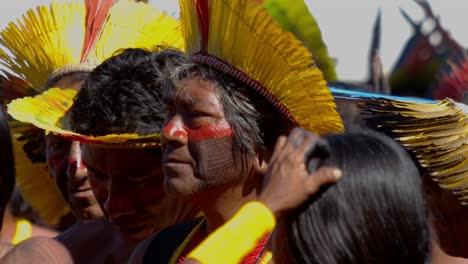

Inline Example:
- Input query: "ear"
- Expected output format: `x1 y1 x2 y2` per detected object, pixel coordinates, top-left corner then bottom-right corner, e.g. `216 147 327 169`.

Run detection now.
252 152 268 175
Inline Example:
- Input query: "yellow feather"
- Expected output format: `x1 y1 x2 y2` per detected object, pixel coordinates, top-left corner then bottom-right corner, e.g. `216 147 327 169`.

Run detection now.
0 2 86 89
179 0 343 135
1 1 181 224
11 133 70 226
263 0 337 81
362 99 468 205
90 0 183 63
7 88 160 144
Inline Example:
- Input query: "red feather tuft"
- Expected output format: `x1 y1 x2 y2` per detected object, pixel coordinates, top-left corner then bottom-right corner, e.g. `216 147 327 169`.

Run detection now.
195 0 210 52
435 58 468 102
0 72 34 102
80 0 116 62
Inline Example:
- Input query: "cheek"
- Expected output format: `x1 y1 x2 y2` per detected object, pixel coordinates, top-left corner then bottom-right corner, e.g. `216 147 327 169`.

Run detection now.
88 177 108 205
47 152 69 178
134 178 165 204
190 137 245 184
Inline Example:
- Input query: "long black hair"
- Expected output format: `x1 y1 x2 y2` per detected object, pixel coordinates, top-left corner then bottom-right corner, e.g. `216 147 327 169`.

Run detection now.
0 107 15 229
288 130 431 264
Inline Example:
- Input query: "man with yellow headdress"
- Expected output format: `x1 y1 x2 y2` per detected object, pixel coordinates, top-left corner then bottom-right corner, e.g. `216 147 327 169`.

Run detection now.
119 0 343 263
3 0 198 262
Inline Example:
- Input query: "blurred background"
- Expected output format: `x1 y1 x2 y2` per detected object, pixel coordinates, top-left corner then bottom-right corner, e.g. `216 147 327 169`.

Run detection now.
1 0 467 81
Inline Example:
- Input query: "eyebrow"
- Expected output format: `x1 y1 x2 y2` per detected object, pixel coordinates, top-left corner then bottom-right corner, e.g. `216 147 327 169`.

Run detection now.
163 93 207 108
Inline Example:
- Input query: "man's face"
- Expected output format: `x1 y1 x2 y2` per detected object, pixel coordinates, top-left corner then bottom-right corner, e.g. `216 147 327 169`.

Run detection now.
45 76 103 220
45 135 103 220
161 76 248 197
82 145 196 245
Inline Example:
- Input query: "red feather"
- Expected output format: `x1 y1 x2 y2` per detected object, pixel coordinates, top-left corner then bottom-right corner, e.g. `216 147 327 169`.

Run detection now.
195 0 210 52
0 72 34 102
80 0 116 62
435 58 468 102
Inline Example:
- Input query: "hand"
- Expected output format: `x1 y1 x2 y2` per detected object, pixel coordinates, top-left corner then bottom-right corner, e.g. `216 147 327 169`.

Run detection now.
258 128 342 218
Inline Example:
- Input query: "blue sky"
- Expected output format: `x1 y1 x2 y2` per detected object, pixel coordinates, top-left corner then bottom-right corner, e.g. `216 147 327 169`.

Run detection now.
1 0 467 81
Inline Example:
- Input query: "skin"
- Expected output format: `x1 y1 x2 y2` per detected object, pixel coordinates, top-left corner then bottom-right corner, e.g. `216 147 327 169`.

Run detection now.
1 237 73 264
56 217 130 263
162 77 243 198
161 76 262 235
0 207 57 244
181 129 342 264
45 77 103 221
424 175 468 258
82 145 198 249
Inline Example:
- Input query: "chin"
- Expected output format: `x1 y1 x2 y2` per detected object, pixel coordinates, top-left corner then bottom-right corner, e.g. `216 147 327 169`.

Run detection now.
118 224 154 245
163 176 206 197
71 203 104 220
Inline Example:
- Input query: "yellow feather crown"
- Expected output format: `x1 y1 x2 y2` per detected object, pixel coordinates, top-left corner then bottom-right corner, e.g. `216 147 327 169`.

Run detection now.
0 0 181 226
361 98 468 206
179 0 343 135
8 88 161 146
0 0 182 90
262 0 338 82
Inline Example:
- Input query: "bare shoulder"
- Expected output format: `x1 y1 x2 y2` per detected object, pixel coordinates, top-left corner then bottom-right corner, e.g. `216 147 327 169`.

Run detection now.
56 217 112 244
56 218 129 263
1 237 73 264
128 232 160 264
0 243 14 259
31 223 59 238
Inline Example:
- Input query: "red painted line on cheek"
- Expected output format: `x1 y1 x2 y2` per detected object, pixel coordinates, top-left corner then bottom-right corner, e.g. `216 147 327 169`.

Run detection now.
187 121 233 142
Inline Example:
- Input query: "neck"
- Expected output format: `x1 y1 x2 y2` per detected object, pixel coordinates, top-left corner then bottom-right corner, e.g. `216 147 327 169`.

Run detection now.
0 207 17 243
192 172 261 234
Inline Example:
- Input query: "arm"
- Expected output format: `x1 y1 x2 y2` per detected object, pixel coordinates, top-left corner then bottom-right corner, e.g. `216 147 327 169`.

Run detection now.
184 128 342 264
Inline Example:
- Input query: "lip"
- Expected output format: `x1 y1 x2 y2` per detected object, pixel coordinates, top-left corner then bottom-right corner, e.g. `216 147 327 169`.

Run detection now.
163 155 192 165
68 179 94 198
70 188 94 198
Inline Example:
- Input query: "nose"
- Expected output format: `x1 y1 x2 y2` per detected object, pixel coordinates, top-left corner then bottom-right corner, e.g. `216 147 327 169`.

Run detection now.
67 141 87 181
161 115 188 145
104 184 136 219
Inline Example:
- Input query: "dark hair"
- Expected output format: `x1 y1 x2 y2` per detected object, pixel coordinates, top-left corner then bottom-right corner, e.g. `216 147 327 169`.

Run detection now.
69 47 182 135
288 130 431 264
164 61 293 156
0 107 15 229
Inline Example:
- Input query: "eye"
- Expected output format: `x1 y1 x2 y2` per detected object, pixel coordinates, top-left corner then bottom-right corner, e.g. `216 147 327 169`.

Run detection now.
87 168 107 182
127 174 149 184
191 110 209 118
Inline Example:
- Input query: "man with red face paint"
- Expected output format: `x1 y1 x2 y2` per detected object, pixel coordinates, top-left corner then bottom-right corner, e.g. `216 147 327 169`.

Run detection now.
130 0 344 262
62 48 199 263
45 75 104 223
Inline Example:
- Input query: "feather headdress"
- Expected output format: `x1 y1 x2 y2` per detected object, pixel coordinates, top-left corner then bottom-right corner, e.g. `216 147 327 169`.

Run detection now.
434 57 468 102
0 0 182 88
331 87 468 206
8 88 161 147
260 0 337 82
179 0 343 135
1 0 181 225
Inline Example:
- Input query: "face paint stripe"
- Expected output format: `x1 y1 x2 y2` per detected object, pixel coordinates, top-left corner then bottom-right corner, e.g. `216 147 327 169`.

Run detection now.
187 121 233 142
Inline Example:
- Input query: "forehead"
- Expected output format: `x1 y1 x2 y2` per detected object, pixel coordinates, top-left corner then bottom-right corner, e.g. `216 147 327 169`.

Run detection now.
165 76 220 105
82 145 162 172
45 133 70 143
